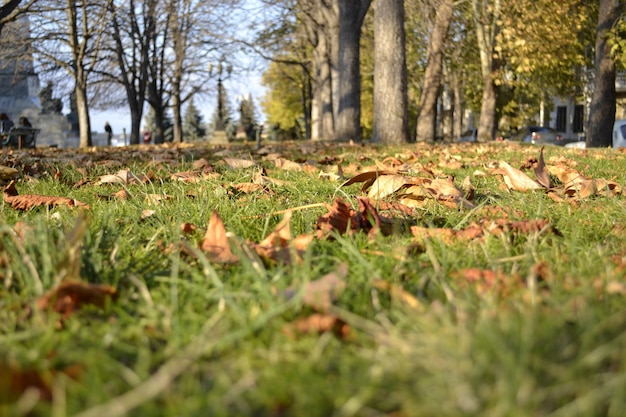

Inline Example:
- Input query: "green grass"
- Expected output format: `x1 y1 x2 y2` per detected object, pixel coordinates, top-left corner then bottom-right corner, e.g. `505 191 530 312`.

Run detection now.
1 141 626 416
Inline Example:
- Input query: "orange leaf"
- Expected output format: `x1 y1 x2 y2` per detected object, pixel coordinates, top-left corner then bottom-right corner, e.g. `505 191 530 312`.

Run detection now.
200 211 239 263
283 314 350 340
37 280 118 319
253 211 312 264
3 181 90 210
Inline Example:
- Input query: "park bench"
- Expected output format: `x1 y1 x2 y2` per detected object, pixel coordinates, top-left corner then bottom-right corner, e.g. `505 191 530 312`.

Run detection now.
1 127 40 149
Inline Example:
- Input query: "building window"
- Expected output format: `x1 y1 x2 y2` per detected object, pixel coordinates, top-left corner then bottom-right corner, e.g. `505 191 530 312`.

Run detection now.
573 105 584 133
556 106 567 132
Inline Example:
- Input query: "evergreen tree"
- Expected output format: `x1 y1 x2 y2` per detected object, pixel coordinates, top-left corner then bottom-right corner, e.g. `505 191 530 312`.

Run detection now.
207 83 235 141
143 105 174 143
238 94 257 141
183 97 206 142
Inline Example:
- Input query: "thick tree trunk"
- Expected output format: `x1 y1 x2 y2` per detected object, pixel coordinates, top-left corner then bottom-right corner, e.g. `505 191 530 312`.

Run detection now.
311 28 334 140
415 0 453 143
334 0 371 142
372 0 408 144
472 0 501 142
75 80 92 148
586 0 621 148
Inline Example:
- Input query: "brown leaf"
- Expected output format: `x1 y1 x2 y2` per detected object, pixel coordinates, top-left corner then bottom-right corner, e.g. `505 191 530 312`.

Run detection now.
283 314 350 340
200 211 239 263
181 222 198 234
37 280 118 319
342 170 396 192
3 181 90 210
222 157 257 169
453 268 523 298
273 158 303 171
533 147 551 188
492 161 543 191
285 263 348 311
0 363 82 402
367 174 409 200
252 211 312 264
96 169 147 185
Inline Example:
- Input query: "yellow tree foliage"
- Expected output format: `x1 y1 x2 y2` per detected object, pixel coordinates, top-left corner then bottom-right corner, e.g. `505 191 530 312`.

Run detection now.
261 59 307 131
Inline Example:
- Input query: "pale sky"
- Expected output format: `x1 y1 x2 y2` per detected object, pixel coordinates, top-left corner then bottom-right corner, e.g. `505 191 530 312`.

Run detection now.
91 71 266 136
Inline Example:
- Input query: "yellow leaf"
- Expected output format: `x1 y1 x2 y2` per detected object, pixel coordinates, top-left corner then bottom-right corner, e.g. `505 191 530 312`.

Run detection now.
0 165 19 180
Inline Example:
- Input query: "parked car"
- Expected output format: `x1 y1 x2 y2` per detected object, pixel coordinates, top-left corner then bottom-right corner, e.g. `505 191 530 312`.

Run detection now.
457 128 477 143
613 119 626 148
508 126 564 146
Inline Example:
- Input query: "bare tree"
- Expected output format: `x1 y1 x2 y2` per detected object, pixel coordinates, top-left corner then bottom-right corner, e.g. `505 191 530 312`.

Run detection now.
586 0 623 148
106 0 157 145
29 0 113 147
415 0 454 143
372 0 408 144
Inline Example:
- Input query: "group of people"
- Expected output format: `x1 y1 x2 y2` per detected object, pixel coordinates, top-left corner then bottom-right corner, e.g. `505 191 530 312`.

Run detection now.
0 113 32 133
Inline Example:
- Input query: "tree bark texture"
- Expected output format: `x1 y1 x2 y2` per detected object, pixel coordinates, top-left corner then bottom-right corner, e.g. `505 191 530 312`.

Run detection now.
334 0 371 142
415 0 453 143
586 0 621 148
372 0 408 144
472 0 501 142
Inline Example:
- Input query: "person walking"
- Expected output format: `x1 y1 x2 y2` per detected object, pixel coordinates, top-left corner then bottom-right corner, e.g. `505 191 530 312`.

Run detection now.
104 121 113 146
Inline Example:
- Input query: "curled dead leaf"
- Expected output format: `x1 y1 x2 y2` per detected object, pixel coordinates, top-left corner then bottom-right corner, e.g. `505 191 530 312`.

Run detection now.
37 280 118 319
3 181 90 210
492 161 543 191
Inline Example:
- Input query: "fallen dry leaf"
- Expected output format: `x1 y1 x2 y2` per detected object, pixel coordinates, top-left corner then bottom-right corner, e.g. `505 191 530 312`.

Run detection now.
200 211 239 263
0 165 19 180
222 157 257 169
453 268 523 298
37 280 118 319
96 169 147 185
367 174 408 200
316 197 385 239
252 211 313 264
285 263 348 311
533 147 552 189
3 181 90 210
0 363 83 403
492 161 543 191
282 314 350 340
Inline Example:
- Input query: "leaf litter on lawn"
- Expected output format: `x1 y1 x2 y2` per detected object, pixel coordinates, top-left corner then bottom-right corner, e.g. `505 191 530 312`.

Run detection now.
2 141 626 415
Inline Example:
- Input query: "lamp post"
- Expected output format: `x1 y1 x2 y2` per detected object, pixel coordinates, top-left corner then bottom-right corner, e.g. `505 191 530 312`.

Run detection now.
208 57 232 144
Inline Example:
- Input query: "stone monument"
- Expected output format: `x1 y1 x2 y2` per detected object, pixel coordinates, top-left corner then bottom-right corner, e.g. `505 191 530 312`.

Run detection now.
0 17 72 147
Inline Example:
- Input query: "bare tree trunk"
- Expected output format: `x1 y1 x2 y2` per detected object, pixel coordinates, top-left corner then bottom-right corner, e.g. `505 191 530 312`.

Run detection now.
586 0 621 148
472 0 501 142
415 0 453 143
74 79 92 147
311 26 334 140
67 0 93 147
334 0 371 142
372 0 408 144
452 73 463 140
109 0 155 145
